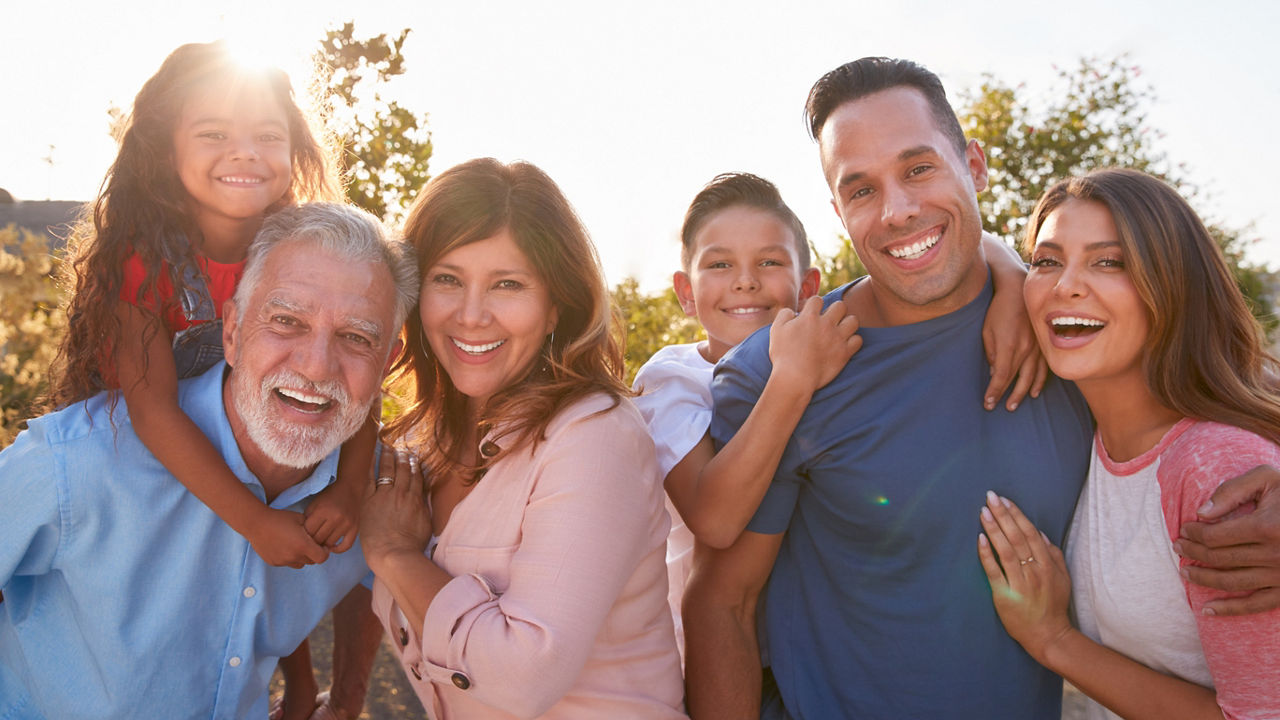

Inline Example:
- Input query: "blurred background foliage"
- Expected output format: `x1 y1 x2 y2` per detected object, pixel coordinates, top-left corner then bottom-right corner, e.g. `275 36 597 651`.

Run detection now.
0 226 66 445
2 50 1274 443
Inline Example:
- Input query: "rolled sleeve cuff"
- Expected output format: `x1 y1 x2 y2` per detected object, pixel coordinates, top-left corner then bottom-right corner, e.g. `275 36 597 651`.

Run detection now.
419 572 499 685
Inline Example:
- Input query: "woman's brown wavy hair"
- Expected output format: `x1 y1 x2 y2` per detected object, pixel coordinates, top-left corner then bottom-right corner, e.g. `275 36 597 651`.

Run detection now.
384 158 629 481
1025 168 1280 444
49 40 339 409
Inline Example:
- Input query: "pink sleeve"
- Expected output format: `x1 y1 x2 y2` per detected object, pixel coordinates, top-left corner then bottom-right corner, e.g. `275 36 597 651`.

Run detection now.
417 405 665 717
1157 423 1280 719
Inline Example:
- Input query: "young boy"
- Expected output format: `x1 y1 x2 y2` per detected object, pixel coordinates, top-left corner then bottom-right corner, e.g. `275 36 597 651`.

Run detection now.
633 173 858 661
633 172 1041 659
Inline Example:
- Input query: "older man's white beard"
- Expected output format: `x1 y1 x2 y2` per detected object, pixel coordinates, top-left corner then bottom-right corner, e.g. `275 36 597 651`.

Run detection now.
232 367 372 469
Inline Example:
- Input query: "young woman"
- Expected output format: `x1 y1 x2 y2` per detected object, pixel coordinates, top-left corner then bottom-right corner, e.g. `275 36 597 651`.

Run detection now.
977 168 1280 719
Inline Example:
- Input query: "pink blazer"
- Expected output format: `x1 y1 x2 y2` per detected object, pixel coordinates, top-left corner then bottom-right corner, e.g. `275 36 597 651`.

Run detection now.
372 393 687 719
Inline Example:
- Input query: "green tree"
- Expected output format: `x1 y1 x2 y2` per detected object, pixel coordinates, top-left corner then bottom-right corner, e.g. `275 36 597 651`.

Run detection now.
612 278 703 384
315 22 433 222
0 226 66 446
813 237 867 294
961 56 1162 242
959 56 1275 332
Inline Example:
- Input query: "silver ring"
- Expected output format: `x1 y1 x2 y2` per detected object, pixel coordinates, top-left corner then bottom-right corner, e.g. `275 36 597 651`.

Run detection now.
1020 557 1036 565
376 476 395 487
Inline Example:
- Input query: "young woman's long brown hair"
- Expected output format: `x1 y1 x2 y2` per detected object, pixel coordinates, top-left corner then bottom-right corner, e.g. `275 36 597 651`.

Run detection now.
1025 168 1280 444
49 40 338 408
385 158 628 481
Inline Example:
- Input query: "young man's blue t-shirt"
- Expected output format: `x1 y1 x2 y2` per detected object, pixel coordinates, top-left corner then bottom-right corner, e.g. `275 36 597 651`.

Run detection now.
710 278 1093 720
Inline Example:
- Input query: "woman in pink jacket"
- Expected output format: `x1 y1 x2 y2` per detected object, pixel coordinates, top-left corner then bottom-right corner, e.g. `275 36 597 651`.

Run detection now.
359 158 685 719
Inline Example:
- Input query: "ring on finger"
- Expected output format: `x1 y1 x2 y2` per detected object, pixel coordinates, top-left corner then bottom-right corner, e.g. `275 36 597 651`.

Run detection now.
376 476 395 487
1019 556 1036 565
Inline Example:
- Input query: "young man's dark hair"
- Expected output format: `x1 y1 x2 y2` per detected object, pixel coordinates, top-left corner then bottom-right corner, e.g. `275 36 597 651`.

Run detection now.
803 56 967 157
680 172 809 269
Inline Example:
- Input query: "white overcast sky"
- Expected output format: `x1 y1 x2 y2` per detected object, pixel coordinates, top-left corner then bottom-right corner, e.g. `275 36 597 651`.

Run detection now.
5 0 1278 291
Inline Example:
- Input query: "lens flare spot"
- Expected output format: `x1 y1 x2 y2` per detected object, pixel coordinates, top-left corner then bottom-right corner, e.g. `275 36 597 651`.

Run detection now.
874 495 890 506
997 586 1025 603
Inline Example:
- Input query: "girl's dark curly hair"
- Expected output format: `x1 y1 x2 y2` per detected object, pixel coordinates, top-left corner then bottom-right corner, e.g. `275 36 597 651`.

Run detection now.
50 41 339 408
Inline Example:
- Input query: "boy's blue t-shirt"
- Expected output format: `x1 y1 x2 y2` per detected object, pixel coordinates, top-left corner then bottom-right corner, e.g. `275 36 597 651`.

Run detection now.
711 278 1093 720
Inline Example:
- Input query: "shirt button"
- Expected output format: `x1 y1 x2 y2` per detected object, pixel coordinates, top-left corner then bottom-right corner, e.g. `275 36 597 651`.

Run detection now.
479 441 500 458
242 587 256 598
451 672 471 690
410 665 422 681
398 627 409 646
228 657 241 668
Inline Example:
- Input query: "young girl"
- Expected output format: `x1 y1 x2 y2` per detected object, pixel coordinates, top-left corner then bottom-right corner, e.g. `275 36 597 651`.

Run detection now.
53 40 375 566
51 41 376 719
977 168 1280 719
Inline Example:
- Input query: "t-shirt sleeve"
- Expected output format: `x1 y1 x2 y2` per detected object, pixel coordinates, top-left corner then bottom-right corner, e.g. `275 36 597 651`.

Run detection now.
633 352 713 478
119 253 161 313
710 335 797 536
1157 424 1280 719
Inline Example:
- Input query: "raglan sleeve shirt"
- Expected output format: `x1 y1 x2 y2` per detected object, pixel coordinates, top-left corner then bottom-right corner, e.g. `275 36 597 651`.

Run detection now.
1159 423 1280 719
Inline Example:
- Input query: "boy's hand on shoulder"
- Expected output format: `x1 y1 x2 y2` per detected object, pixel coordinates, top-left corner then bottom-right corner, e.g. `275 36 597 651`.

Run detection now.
304 482 364 553
247 508 330 568
768 296 861 394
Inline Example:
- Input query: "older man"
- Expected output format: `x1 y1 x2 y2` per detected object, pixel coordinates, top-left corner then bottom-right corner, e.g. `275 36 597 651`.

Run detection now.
0 203 417 719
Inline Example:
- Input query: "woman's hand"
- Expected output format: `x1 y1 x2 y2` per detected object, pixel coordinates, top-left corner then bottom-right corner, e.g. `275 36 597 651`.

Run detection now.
977 492 1074 664
359 444 434 574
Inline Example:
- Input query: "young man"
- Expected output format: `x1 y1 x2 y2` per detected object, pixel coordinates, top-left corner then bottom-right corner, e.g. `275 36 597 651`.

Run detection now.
682 58 1095 720
684 56 1280 720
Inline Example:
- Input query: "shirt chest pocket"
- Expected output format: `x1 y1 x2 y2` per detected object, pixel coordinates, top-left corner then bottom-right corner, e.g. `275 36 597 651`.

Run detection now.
435 543 520 596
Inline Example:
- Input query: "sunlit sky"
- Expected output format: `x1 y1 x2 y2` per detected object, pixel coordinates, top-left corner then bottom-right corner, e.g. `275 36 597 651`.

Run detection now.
6 0 1278 291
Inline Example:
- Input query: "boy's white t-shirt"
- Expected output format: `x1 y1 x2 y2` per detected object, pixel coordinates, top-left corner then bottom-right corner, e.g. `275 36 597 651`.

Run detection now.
631 341 714 661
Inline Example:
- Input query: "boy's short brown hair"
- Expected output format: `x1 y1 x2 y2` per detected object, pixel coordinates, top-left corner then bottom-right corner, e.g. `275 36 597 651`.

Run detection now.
680 172 809 270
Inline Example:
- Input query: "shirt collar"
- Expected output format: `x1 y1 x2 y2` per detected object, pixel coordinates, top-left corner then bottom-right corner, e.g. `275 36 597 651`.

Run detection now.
180 362 340 508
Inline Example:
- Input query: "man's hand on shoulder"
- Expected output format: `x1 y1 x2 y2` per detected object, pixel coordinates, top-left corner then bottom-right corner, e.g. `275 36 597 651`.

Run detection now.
1174 465 1280 615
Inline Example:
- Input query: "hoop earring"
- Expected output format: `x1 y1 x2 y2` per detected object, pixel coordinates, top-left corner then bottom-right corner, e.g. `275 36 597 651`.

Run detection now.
418 328 432 361
541 331 556 375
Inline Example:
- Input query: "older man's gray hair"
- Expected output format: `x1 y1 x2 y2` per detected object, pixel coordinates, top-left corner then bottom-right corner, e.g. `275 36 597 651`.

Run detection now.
235 203 419 330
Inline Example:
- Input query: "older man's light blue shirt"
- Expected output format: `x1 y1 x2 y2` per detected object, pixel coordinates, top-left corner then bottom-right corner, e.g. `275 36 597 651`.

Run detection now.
0 363 370 720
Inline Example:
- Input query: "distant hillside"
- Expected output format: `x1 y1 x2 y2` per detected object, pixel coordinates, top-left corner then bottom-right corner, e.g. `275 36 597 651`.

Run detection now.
0 195 84 250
